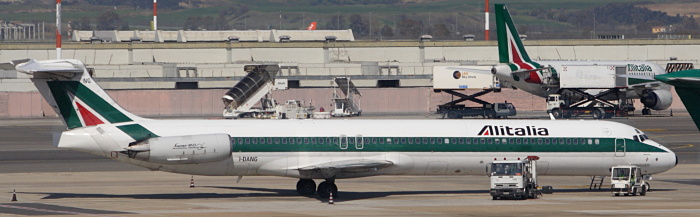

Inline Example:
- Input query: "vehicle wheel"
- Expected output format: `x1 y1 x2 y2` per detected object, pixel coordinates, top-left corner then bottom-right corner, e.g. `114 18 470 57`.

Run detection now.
642 108 651 115
296 179 316 195
317 181 338 198
551 109 563 118
447 111 461 119
592 108 603 119
563 113 572 119
632 187 637 196
624 193 629 196
640 185 647 196
604 113 614 119
486 111 496 119
614 193 619 196
492 196 498 200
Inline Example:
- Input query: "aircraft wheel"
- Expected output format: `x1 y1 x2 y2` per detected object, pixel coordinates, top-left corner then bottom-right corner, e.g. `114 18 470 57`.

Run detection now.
640 185 647 196
642 108 651 115
551 109 563 118
317 181 338 198
296 179 316 195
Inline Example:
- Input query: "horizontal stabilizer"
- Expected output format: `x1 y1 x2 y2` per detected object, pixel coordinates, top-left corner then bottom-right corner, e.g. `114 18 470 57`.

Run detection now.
15 59 85 79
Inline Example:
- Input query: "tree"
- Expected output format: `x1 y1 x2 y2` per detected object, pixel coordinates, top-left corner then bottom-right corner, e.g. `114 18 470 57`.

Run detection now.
349 14 369 36
96 10 123 30
397 17 423 38
325 14 346 30
380 25 394 38
432 24 451 38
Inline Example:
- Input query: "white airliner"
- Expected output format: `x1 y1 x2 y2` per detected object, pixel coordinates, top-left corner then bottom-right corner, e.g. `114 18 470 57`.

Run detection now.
491 4 673 115
10 59 676 198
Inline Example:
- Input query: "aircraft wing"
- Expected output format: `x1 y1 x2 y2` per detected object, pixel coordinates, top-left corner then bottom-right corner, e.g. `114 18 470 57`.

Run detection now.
297 159 394 178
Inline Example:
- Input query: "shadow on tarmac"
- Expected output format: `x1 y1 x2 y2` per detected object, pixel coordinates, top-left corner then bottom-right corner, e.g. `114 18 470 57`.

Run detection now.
22 185 676 202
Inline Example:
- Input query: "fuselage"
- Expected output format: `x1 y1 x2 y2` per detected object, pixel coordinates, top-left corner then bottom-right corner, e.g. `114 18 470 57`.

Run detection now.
495 60 669 100
60 118 677 179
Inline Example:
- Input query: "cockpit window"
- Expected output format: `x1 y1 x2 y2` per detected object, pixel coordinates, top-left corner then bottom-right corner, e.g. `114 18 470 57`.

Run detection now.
633 135 639 142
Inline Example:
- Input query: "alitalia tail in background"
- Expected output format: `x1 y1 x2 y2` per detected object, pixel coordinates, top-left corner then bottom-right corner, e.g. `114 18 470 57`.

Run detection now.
10 59 676 198
492 4 673 114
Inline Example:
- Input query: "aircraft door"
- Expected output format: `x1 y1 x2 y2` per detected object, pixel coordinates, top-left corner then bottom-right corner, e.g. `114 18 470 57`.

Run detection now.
616 66 627 87
339 135 348 150
615 138 626 157
356 135 364 150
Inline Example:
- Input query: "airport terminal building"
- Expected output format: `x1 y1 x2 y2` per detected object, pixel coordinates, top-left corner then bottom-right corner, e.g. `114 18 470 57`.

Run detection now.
1 30 698 117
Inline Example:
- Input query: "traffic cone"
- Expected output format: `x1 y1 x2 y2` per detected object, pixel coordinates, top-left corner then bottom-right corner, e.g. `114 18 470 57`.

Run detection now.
670 109 673 116
189 176 195 188
11 189 17 201
328 192 334 204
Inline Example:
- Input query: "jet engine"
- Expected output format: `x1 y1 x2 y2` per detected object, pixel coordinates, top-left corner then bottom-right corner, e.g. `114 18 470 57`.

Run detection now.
124 134 231 164
641 89 673 110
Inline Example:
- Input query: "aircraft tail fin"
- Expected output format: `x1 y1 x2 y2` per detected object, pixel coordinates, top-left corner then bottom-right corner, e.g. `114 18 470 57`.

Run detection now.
307 22 317 30
655 69 700 131
10 59 144 130
495 4 541 70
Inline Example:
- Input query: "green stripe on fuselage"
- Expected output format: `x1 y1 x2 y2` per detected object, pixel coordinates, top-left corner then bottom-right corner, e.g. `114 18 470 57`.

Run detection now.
231 137 667 153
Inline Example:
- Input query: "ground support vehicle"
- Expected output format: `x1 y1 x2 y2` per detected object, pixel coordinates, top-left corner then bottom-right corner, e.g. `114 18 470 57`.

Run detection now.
489 156 542 200
611 165 650 196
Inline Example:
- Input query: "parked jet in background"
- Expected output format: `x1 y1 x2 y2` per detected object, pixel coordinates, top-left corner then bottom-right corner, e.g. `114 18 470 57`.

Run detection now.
9 59 676 198
492 4 673 115
307 22 317 30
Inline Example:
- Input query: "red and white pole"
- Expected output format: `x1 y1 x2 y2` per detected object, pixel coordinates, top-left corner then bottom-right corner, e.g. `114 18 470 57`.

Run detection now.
153 0 157 30
56 0 61 59
484 0 489 41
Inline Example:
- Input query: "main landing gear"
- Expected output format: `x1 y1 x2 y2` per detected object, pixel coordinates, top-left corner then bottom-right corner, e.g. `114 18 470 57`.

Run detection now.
296 178 338 198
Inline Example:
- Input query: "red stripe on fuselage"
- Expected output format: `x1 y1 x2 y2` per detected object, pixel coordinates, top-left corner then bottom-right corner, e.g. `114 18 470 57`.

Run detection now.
76 102 104 126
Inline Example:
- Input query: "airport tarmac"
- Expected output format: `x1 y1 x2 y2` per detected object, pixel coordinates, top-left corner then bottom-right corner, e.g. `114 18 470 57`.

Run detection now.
1 112 699 216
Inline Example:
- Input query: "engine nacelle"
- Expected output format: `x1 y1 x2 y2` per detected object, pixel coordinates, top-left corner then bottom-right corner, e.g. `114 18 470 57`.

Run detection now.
126 134 231 164
641 89 673 110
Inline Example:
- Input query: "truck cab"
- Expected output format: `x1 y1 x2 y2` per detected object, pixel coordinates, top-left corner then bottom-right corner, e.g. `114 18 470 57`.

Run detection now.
488 156 541 200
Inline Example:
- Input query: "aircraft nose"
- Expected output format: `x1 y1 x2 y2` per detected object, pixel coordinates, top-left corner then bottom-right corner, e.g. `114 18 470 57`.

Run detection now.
675 153 679 166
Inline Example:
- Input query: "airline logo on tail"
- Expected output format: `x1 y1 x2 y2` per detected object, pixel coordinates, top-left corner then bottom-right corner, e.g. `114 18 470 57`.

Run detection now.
495 4 545 84
307 22 317 30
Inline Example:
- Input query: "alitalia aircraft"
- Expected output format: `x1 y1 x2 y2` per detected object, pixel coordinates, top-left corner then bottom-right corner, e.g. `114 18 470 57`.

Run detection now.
491 4 673 115
9 59 677 198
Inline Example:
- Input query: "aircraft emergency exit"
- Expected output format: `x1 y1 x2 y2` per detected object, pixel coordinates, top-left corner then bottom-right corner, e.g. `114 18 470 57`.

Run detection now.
10 59 677 198
492 4 673 115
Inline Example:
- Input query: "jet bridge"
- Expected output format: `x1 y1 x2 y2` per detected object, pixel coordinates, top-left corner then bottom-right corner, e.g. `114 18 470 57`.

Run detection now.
222 64 279 118
331 77 362 117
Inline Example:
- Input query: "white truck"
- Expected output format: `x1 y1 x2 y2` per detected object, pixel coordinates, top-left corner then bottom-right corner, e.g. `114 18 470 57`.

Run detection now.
611 165 650 196
488 156 542 200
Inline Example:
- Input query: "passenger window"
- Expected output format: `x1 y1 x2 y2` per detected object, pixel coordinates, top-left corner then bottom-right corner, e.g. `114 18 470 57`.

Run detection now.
245 138 251 144
495 138 500 144
595 139 600 145
274 138 280 144
332 137 338 144
537 139 543 144
372 138 377 144
473 138 478 144
587 139 592 145
487 138 493 144
422 138 428 144
480 138 485 144
509 138 515 144
458 138 465 144
238 138 243 144
365 138 371 144
430 138 436 144
282 138 288 144
259 138 265 144
348 138 355 145
544 138 550 144
387 138 392 144
415 138 420 144
552 138 558 144
402 138 408 144
566 139 571 144
304 138 310 144
465 138 471 144
559 139 565 144
516 138 521 144
267 138 272 144
297 138 303 144
451 138 457 144
442 138 448 144
231 138 237 144
523 139 529 144
502 138 507 144
311 138 317 144
326 138 332 144
530 138 536 144
319 138 325 144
